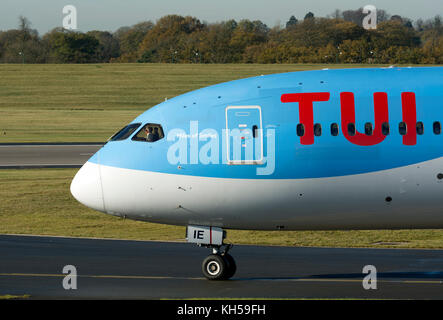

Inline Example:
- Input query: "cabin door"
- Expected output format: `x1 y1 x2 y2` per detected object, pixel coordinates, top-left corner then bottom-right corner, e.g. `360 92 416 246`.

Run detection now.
225 106 263 165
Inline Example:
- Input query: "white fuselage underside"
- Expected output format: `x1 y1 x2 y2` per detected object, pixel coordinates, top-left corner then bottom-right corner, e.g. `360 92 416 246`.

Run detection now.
93 158 443 230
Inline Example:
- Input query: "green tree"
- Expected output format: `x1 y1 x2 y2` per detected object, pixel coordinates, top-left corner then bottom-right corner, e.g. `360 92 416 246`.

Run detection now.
87 31 120 62
44 29 99 63
229 20 269 62
114 21 154 62
421 35 443 64
286 16 298 29
339 39 371 63
371 21 420 51
198 21 238 63
304 12 315 20
0 17 46 63
137 15 205 63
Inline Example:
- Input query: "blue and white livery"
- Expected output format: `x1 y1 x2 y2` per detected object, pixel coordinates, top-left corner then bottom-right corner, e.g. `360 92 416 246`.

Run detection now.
71 67 443 280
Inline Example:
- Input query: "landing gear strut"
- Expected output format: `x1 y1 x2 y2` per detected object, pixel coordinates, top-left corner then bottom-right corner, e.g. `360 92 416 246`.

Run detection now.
187 226 237 280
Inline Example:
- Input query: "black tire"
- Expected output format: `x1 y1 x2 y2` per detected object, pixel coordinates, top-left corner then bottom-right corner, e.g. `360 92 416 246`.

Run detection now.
202 254 227 280
222 253 237 280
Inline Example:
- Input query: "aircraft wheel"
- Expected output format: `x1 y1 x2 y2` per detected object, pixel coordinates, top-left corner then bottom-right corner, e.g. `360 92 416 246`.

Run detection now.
202 254 227 280
223 253 237 279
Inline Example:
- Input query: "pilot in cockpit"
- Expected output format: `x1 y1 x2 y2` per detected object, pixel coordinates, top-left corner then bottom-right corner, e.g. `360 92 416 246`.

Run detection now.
145 127 155 142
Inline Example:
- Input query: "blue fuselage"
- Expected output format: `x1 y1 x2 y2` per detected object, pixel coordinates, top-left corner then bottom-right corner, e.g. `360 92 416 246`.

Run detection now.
93 67 443 180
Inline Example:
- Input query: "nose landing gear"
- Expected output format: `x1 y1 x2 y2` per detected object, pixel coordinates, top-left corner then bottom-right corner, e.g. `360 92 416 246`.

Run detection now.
201 244 236 280
187 226 236 280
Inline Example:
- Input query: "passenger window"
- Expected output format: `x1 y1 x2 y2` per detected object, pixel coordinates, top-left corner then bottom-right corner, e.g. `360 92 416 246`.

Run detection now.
314 123 322 137
110 123 142 141
399 122 407 136
296 124 305 137
132 123 165 142
331 123 339 136
416 122 424 135
252 125 258 138
382 122 390 136
364 123 373 136
347 123 356 136
434 122 441 135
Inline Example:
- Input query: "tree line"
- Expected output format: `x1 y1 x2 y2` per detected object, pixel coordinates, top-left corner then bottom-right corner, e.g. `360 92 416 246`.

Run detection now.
1 9 442 64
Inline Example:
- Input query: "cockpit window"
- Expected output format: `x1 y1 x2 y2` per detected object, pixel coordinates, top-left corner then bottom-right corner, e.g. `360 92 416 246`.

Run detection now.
109 123 142 141
132 123 165 142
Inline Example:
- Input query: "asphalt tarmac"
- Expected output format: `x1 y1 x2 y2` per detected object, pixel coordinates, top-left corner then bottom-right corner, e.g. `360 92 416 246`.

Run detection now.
0 144 102 168
1 234 442 299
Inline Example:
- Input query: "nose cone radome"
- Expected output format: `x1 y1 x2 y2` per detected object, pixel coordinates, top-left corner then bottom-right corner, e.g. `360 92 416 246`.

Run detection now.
70 161 105 212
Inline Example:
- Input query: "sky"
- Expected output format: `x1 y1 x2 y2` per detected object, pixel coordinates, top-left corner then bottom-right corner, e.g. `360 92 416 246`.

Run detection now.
1 0 442 34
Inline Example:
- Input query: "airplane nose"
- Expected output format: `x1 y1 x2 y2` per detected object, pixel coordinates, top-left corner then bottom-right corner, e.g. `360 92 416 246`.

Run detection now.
70 161 105 212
